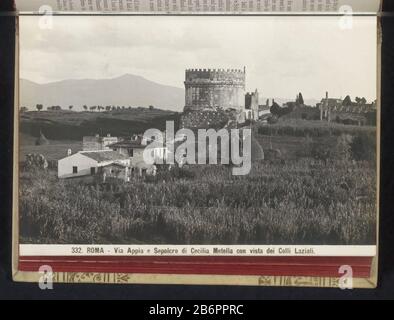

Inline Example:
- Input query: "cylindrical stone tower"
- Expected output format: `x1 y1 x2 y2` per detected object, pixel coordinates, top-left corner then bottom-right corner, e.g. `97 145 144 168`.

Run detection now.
184 68 246 112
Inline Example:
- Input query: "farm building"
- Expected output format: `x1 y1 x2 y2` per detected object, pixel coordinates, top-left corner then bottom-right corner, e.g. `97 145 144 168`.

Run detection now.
100 163 130 182
108 139 170 165
318 92 376 124
83 134 119 151
107 140 145 166
318 92 343 121
59 134 171 180
58 150 130 179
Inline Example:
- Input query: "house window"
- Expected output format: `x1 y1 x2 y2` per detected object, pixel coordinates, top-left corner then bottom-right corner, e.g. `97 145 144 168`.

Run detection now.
73 166 78 174
128 149 134 157
91 167 96 175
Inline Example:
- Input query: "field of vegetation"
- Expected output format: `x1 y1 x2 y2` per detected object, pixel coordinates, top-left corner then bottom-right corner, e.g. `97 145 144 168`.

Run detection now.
20 109 180 141
257 119 376 138
19 122 377 245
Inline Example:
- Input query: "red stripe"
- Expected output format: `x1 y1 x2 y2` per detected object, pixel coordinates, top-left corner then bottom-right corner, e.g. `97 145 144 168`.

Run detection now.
18 256 373 278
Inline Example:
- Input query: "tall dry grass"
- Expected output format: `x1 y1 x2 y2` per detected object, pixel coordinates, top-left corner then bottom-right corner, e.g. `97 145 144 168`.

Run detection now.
20 157 376 245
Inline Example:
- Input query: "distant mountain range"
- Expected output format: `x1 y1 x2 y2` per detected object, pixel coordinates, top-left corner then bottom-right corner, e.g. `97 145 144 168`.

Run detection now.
20 74 185 112
20 74 320 112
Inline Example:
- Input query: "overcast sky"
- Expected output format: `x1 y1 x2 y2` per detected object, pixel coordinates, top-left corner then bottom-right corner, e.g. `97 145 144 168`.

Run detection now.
20 15 377 101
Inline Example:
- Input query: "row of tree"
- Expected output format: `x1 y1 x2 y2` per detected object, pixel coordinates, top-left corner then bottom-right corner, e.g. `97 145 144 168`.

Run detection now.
81 105 154 111
20 104 156 112
342 96 368 106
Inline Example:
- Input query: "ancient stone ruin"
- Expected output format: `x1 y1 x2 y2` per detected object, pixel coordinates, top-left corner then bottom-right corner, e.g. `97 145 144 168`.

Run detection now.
184 68 246 113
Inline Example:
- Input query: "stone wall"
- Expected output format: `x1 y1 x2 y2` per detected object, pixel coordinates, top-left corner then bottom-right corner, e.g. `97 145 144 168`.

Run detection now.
245 90 259 120
83 135 118 151
184 68 245 112
180 109 236 129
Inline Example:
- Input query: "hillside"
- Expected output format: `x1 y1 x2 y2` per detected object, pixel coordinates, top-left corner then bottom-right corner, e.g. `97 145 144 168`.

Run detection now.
20 109 180 142
20 74 184 112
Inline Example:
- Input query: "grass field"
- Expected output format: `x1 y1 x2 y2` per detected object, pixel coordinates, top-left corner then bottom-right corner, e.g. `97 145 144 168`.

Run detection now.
19 159 376 245
19 126 377 245
19 140 83 162
20 109 180 141
19 108 178 161
18 115 377 245
257 119 376 137
20 109 176 123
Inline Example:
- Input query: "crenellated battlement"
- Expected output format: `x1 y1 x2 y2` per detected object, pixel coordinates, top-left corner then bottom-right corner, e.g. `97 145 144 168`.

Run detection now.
185 68 245 82
186 68 244 73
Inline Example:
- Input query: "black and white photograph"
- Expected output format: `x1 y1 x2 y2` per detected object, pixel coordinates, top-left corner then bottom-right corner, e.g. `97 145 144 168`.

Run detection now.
18 15 378 248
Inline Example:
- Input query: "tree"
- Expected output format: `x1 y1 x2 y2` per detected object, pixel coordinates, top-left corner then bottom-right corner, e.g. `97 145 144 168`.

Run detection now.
106 106 111 111
297 92 304 106
149 105 154 110
342 95 352 106
20 106 28 113
360 97 367 105
36 104 43 112
90 106 97 111
270 99 295 118
355 97 361 104
270 101 282 116
83 105 88 111
69 105 73 110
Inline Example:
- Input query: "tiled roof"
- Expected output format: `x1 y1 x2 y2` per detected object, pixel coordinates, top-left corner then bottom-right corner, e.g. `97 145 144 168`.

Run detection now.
101 162 128 168
81 151 129 162
108 141 145 149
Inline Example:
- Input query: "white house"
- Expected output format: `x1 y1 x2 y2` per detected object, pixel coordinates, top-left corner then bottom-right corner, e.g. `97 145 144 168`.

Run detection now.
146 146 171 164
58 150 130 179
109 140 170 166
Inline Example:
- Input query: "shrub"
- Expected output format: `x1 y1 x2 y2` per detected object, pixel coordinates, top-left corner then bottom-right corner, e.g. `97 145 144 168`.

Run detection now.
267 115 279 124
350 133 376 162
257 120 376 139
